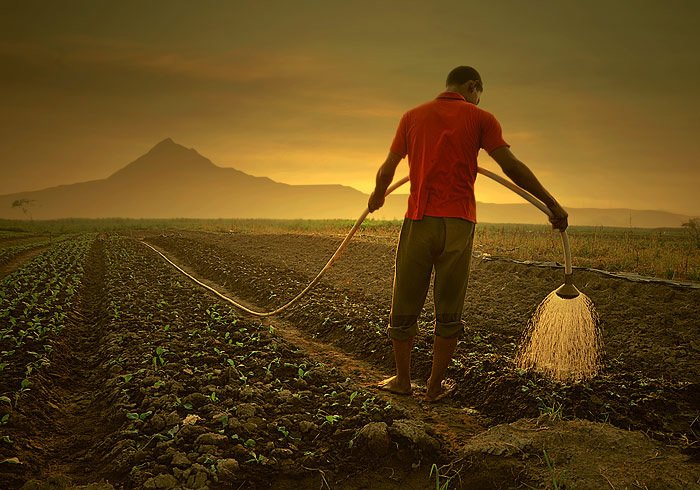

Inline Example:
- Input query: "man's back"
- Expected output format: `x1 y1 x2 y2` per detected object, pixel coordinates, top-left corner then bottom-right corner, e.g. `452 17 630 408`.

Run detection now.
390 92 508 223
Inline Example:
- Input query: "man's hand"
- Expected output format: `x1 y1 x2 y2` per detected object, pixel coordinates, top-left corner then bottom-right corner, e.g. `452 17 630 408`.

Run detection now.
489 147 569 231
368 190 385 212
368 152 403 213
548 202 568 231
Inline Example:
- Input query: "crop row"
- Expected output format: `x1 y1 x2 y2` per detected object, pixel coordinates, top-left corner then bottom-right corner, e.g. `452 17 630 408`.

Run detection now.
0 234 95 400
0 239 56 270
94 236 436 488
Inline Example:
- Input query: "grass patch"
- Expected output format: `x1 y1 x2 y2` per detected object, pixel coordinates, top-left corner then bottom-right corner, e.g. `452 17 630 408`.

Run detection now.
1 218 697 281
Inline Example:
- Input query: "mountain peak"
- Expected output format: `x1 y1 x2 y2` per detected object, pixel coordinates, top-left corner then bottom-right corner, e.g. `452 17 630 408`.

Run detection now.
154 137 176 147
148 137 186 154
108 138 217 180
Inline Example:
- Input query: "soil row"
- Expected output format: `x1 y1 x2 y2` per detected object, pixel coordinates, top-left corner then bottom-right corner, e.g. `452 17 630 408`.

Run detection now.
3 235 448 489
143 230 699 450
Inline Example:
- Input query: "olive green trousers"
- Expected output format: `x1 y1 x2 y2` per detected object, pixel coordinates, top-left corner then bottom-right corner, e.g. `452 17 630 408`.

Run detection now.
387 216 475 340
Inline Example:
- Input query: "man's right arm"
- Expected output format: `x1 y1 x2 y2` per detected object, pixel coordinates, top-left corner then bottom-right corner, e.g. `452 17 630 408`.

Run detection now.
368 151 403 212
488 146 569 231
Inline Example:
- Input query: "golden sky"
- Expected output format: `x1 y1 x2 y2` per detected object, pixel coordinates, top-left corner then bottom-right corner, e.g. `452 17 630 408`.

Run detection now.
1 1 698 215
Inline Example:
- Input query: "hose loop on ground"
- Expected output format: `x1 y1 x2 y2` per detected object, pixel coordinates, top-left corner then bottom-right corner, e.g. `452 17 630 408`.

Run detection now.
143 168 570 316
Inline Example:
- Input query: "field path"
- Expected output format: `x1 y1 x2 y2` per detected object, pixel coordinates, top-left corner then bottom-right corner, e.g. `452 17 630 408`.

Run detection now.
15 237 119 486
144 240 485 454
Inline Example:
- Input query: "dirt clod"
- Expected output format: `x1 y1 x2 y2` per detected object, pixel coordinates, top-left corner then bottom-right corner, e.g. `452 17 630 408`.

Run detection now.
195 433 228 447
355 422 391 456
390 419 440 453
143 473 177 490
171 451 191 467
216 458 239 478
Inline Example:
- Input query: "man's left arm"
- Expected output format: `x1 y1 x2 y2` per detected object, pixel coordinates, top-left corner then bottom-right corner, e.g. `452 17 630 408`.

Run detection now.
368 151 403 212
489 146 568 231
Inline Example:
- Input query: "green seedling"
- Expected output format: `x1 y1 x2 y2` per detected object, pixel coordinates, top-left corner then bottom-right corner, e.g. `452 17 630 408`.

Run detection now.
152 346 166 370
543 449 563 490
174 396 193 410
19 378 31 391
126 411 152 421
244 438 256 448
120 374 134 383
429 463 453 490
540 401 564 421
245 452 266 464
323 414 341 425
361 396 376 412
243 350 261 360
348 391 359 406
166 425 179 439
264 362 274 376
153 380 164 389
277 425 299 441
1 435 12 444
209 391 219 403
0 414 9 425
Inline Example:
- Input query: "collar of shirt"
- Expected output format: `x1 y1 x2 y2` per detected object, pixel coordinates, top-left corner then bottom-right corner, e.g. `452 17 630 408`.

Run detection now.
436 91 466 101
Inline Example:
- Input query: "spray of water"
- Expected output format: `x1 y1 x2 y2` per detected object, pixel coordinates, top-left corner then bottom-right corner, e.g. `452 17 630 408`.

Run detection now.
516 291 602 382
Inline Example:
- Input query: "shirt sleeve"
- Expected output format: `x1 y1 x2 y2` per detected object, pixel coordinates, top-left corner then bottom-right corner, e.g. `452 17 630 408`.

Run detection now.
480 111 509 152
389 113 409 158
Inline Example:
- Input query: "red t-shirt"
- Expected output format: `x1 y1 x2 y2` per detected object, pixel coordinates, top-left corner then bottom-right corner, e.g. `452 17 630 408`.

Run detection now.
390 91 509 223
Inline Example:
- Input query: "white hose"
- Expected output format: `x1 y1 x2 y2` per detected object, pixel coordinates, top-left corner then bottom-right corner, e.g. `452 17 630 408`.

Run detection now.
142 176 409 317
144 167 570 316
476 167 572 275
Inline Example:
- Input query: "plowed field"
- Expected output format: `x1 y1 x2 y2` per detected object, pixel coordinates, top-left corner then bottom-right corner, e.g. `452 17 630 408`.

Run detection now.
1 229 698 489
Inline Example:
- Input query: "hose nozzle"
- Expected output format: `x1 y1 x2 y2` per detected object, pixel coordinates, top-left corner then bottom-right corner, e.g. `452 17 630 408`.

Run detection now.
555 273 580 299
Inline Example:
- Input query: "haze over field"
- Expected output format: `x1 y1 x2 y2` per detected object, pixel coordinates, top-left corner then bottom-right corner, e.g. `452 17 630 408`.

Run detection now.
1 2 698 219
0 138 691 228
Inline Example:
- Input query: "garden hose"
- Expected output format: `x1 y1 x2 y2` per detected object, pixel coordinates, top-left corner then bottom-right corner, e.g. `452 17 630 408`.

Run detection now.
143 167 576 316
475 168 579 298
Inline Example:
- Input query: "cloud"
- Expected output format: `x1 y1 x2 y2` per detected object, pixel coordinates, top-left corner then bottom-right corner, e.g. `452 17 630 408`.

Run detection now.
0 36 333 85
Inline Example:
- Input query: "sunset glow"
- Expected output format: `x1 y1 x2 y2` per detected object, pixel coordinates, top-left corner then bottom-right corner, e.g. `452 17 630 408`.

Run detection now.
1 2 698 215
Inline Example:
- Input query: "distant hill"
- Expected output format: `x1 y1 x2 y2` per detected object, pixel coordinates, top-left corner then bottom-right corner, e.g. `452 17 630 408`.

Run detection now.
0 138 693 227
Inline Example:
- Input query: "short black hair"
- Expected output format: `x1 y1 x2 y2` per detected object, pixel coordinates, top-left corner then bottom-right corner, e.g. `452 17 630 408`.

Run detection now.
446 66 483 90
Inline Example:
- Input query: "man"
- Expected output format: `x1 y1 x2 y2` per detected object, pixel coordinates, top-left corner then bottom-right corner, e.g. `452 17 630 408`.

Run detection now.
368 66 568 401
